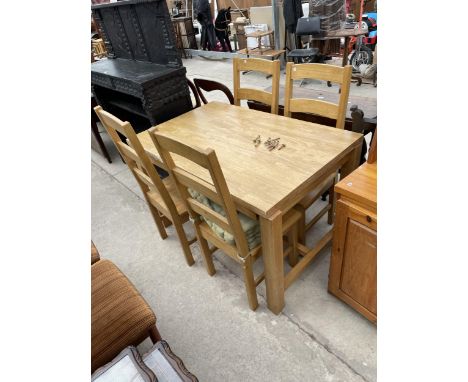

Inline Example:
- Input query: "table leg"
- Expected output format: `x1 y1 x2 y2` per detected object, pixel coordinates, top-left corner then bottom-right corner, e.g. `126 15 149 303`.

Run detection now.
260 211 284 315
341 139 363 178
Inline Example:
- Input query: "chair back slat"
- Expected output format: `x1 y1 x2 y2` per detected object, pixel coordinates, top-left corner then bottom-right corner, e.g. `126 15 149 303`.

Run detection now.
116 141 141 164
149 127 251 257
289 99 339 120
237 88 274 107
172 167 223 205
133 167 157 191
284 63 352 129
93 106 178 214
233 57 280 114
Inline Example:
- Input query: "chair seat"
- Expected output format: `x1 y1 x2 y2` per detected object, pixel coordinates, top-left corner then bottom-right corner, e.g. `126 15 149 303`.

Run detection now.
298 173 336 209
92 259 156 372
287 48 319 58
147 177 187 216
189 188 302 251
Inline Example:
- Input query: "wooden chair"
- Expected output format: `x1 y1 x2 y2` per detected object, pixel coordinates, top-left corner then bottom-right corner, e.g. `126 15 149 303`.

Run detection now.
149 128 301 311
284 63 352 242
93 106 197 266
187 79 201 108
193 78 234 105
233 57 280 114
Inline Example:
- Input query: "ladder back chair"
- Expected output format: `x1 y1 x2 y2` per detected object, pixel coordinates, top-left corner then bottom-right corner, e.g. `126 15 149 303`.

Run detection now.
149 127 301 311
284 63 353 242
233 57 280 114
284 63 352 129
93 106 197 266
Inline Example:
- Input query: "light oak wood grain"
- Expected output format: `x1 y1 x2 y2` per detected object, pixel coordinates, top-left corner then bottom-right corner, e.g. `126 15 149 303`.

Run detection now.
328 162 377 323
137 102 363 314
137 102 362 218
150 130 301 311
233 57 280 114
284 63 352 130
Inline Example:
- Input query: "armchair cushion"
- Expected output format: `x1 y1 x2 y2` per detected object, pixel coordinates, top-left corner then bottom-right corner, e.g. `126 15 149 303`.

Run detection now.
91 259 156 372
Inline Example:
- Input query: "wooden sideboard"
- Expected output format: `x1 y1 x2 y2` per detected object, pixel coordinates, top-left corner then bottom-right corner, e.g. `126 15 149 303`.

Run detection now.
328 162 377 323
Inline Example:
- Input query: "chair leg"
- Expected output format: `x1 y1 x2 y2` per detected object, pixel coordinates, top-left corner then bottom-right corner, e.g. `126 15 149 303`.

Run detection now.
327 185 336 225
242 256 258 311
149 325 162 343
173 219 195 266
195 225 216 276
295 205 306 245
287 225 299 267
147 203 168 240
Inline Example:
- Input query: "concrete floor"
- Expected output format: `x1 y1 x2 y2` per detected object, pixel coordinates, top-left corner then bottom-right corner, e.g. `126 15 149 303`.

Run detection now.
92 57 377 382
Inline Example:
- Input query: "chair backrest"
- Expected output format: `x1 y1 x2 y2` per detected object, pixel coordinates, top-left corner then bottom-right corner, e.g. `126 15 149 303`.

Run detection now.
284 63 352 129
233 57 280 114
93 106 178 216
193 78 234 105
149 127 251 257
187 78 201 108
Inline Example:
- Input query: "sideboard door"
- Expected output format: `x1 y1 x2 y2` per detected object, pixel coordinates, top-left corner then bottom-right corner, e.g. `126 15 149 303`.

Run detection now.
329 199 377 322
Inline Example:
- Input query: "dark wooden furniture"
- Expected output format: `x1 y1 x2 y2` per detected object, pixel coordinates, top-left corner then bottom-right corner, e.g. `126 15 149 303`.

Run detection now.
187 79 201 108
193 78 234 105
328 161 377 323
91 96 112 163
91 0 192 133
172 16 197 58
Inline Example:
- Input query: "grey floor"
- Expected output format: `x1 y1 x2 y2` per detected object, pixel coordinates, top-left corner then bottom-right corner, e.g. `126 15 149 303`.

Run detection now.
92 57 377 382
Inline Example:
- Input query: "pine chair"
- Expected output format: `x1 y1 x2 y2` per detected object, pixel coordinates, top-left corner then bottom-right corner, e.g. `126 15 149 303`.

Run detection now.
94 106 197 266
193 78 234 105
284 63 352 242
149 128 301 311
233 57 280 114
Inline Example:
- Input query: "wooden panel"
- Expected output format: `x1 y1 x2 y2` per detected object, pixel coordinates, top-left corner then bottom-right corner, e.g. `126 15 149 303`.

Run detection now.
289 99 339 119
235 57 277 74
340 219 377 314
289 63 347 84
238 88 274 106
335 162 377 212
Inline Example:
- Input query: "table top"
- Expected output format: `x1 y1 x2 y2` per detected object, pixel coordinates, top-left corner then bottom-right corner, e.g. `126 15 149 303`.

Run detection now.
245 30 273 38
335 162 377 211
265 85 377 119
138 102 362 217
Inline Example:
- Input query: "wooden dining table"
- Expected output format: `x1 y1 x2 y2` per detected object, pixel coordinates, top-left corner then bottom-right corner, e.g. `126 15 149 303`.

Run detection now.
137 101 363 314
